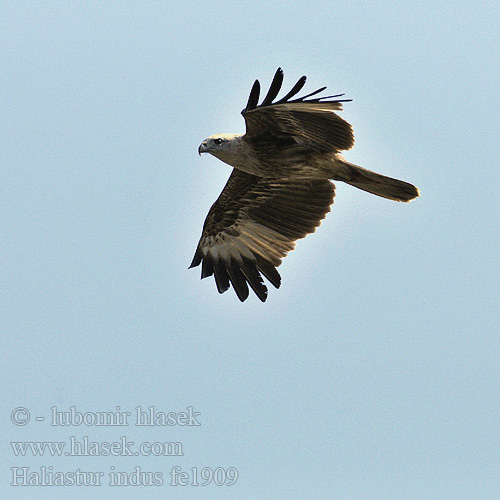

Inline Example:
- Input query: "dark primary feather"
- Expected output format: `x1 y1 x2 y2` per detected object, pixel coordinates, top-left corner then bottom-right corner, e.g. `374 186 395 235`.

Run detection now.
274 75 307 104
243 80 260 115
190 169 335 302
292 86 327 101
260 67 284 107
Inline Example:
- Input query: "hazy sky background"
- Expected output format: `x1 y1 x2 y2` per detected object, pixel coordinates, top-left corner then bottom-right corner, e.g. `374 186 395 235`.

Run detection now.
2 1 499 499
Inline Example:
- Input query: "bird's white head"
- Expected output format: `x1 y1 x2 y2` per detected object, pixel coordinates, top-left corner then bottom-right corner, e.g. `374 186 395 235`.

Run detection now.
198 133 243 164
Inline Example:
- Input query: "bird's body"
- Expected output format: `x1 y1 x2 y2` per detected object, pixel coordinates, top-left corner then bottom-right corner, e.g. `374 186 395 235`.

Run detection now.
191 68 419 302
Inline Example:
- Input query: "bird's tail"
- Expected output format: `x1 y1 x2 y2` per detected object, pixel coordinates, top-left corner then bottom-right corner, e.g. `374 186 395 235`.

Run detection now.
335 159 420 202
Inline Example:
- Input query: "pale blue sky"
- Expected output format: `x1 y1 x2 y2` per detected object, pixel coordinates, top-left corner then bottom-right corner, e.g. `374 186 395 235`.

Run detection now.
2 1 499 499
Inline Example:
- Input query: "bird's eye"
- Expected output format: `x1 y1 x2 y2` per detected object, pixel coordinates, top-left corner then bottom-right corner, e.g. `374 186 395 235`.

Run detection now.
213 138 223 145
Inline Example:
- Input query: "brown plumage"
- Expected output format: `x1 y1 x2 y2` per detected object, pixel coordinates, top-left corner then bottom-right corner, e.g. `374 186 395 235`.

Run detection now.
191 68 419 302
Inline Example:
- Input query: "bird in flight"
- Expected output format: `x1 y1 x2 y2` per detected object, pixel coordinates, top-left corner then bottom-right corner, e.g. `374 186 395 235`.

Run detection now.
190 68 419 302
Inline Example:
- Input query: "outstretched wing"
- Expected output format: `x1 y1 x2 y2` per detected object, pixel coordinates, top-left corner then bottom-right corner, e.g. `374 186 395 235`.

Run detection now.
242 68 355 157
190 169 335 302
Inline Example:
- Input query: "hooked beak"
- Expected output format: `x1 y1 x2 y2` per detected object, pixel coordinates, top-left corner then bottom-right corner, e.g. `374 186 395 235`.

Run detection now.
198 141 208 156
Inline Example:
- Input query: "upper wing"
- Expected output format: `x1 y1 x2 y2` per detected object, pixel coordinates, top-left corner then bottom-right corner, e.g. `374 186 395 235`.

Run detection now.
190 169 335 302
242 68 355 155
